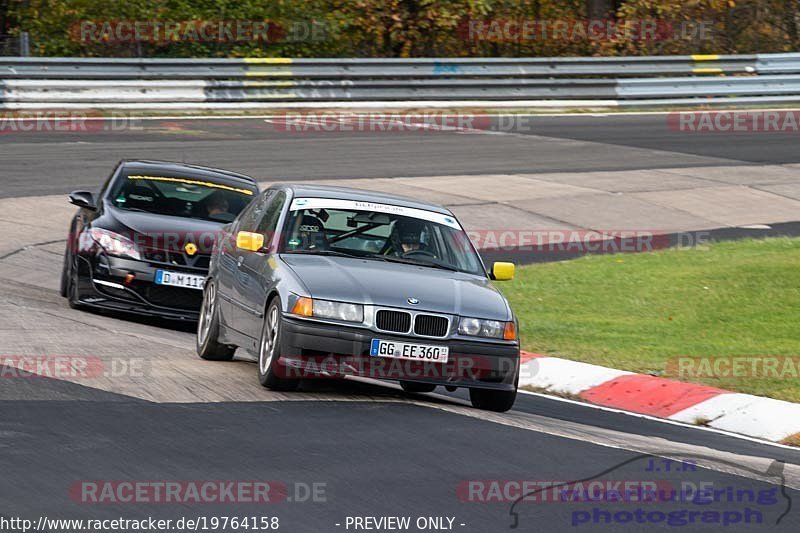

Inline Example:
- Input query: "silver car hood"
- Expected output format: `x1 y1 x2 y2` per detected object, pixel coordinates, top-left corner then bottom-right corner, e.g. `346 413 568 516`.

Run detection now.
280 254 511 320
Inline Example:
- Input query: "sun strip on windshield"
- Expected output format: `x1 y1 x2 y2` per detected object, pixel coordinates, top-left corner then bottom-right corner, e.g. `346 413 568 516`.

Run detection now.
127 175 254 196
289 197 461 229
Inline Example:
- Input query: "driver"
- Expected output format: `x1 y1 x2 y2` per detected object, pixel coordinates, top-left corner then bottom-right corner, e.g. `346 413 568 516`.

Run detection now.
206 192 230 218
394 218 426 254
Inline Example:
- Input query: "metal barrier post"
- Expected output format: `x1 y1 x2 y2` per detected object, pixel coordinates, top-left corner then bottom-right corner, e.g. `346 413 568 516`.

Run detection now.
19 32 30 57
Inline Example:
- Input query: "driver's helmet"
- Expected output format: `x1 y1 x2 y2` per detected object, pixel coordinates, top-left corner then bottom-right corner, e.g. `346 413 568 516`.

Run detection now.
395 218 426 248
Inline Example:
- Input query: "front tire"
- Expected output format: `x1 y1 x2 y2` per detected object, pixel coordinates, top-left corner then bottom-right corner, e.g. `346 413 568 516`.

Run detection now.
258 299 299 391
469 387 517 413
197 280 235 361
66 257 83 310
59 248 70 298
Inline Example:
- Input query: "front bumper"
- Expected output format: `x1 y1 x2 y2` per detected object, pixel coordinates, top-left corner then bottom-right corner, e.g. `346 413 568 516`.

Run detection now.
278 316 520 391
75 254 204 321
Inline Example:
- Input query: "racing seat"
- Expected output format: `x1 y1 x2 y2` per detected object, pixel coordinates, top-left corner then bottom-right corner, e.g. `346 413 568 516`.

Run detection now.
295 215 329 250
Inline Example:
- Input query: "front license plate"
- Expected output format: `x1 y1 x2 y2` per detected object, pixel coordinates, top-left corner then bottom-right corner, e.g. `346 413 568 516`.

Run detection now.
370 339 449 363
154 270 205 290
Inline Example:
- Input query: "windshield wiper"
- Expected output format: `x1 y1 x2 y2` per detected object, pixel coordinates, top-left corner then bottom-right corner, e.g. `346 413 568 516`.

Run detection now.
368 254 461 272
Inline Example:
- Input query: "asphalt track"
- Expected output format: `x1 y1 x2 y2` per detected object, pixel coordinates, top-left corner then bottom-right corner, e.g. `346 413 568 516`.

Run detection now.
2 112 800 532
2 113 800 199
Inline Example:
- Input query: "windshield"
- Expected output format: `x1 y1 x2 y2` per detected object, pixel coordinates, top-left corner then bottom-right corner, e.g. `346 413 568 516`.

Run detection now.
280 198 485 276
108 172 256 223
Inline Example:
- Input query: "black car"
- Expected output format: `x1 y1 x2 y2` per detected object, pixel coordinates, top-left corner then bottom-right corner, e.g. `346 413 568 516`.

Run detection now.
197 184 520 411
60 160 259 320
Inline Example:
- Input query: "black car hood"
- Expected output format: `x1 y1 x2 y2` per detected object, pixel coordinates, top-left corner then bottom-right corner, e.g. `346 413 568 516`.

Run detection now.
107 206 223 253
280 254 511 320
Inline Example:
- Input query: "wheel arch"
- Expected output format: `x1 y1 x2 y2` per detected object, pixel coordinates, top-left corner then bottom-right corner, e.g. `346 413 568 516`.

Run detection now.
265 289 281 313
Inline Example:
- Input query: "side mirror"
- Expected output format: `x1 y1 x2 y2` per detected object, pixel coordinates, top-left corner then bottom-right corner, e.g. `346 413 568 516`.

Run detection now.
492 262 515 281
69 191 96 210
236 231 265 252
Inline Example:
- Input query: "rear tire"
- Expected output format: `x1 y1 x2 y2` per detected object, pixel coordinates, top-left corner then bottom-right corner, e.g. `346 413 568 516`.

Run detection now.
196 280 236 361
258 299 299 391
469 387 517 413
399 381 436 393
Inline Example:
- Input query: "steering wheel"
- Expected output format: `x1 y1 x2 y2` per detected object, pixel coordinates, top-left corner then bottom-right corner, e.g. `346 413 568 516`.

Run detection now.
402 249 436 259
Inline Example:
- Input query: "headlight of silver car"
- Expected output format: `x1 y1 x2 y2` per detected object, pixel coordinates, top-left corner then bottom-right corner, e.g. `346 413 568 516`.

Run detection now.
291 297 364 323
458 317 516 340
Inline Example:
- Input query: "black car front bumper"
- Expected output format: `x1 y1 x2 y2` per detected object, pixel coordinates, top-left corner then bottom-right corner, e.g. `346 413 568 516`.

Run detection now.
75 254 204 321
278 315 520 391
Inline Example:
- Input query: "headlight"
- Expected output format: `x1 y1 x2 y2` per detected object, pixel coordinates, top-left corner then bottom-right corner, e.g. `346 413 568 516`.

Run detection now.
314 299 363 322
291 297 363 323
90 228 140 260
459 317 516 340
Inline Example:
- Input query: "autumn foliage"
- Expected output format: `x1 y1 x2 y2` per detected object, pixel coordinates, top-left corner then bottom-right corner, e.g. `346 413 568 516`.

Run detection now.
7 0 800 57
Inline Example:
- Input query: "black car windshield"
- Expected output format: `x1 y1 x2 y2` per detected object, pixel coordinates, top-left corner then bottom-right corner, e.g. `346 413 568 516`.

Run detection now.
280 198 485 276
108 173 256 223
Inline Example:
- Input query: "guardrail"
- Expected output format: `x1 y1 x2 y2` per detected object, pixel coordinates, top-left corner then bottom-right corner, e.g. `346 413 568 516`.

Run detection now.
2 53 800 108
0 55 762 78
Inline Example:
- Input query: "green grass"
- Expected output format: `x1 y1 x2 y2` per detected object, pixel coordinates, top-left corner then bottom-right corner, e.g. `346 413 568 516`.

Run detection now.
500 237 800 403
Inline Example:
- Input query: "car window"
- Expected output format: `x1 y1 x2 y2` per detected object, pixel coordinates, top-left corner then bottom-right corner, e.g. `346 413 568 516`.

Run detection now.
256 191 286 239
237 190 272 233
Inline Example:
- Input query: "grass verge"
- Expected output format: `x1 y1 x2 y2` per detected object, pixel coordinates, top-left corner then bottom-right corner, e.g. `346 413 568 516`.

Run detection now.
502 237 800 403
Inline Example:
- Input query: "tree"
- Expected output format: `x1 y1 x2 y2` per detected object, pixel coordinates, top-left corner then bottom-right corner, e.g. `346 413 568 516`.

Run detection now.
9 0 800 57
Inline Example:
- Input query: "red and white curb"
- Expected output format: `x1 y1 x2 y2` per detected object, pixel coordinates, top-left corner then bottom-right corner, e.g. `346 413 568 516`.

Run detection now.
519 352 800 444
